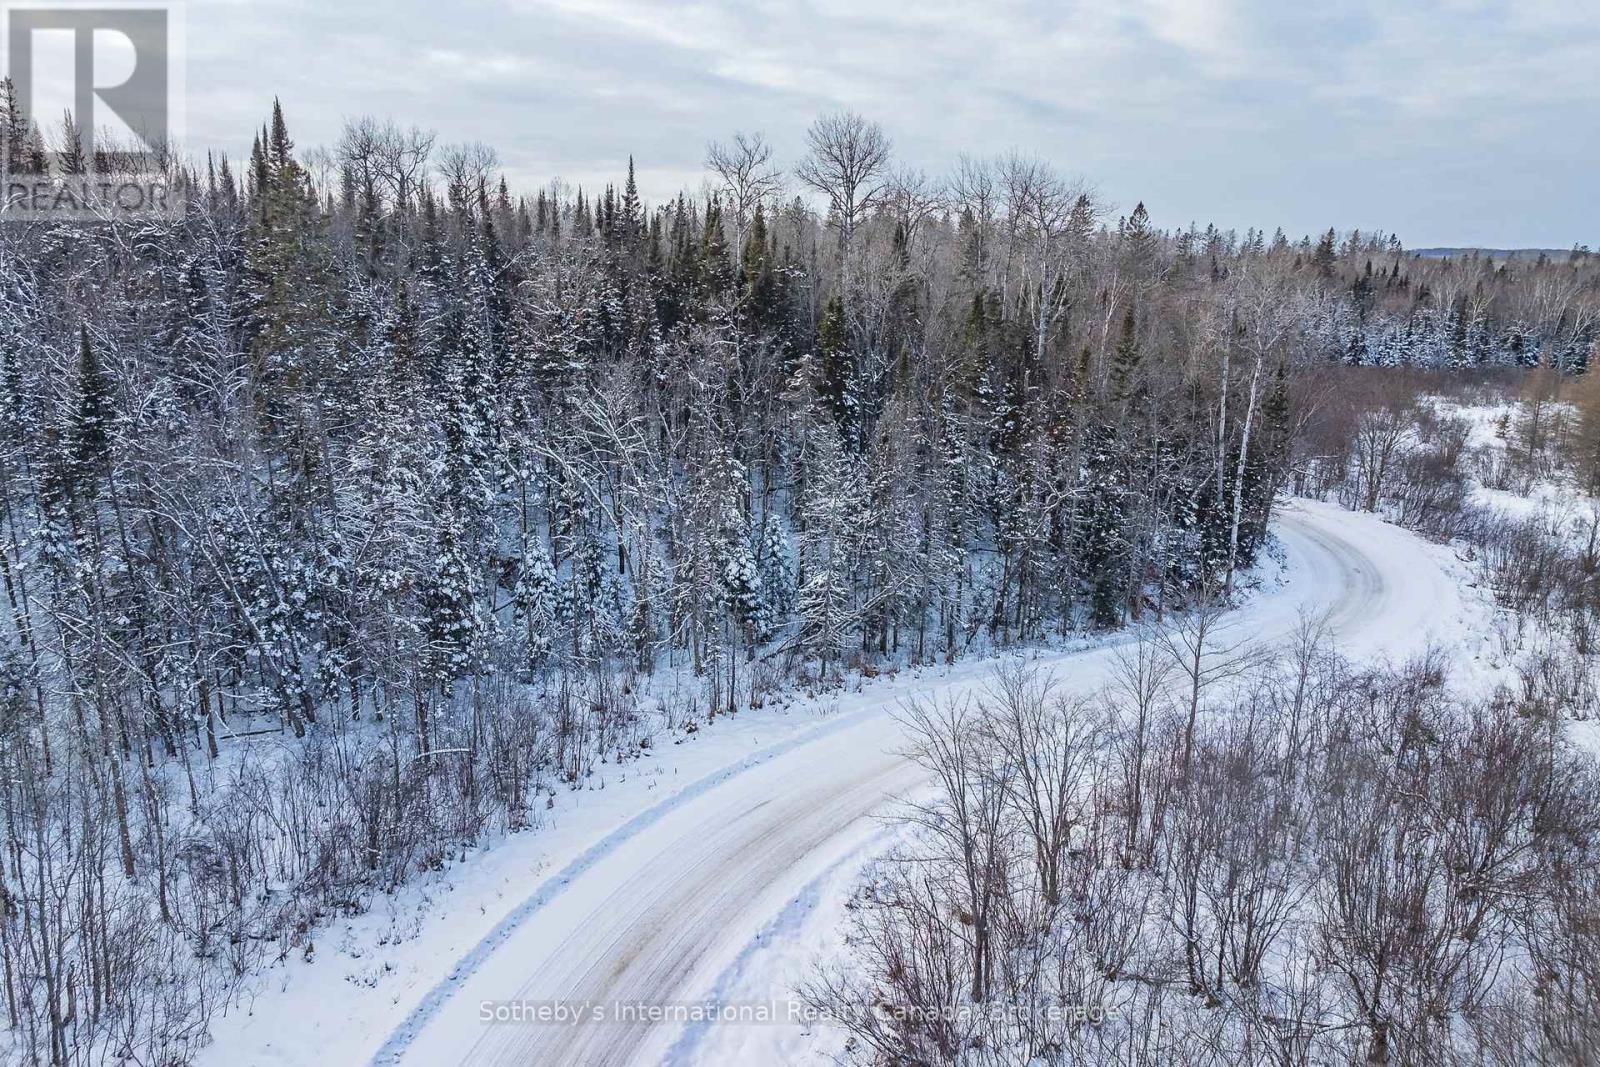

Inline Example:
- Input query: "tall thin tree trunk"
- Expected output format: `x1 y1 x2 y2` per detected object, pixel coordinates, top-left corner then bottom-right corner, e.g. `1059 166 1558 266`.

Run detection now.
1225 354 1263 597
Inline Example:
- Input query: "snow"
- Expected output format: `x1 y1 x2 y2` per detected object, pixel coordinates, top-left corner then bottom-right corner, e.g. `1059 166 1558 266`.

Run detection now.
198 680 868 1066
671 499 1506 1067
1427 395 1596 529
195 497 1500 1067
661 824 902 1067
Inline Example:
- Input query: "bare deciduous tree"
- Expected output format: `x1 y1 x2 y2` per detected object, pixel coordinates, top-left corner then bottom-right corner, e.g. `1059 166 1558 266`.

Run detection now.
705 131 782 269
437 140 499 214
796 111 892 283
1156 590 1262 779
983 663 1102 908
896 690 1013 1001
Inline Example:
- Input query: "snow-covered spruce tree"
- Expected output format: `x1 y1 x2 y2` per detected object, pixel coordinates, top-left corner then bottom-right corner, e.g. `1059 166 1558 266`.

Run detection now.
755 512 795 632
797 421 859 677
513 541 559 673
422 516 481 698
717 537 764 711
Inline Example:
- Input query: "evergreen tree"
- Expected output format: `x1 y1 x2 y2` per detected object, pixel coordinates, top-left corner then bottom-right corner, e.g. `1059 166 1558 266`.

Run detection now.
756 513 795 627
798 425 858 675
1109 306 1142 404
513 543 559 671
1079 425 1127 629
423 517 480 686
71 324 113 496
620 156 643 247
817 294 852 435
1312 227 1338 277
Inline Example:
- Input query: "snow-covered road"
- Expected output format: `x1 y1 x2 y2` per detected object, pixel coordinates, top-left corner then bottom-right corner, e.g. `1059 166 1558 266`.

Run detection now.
372 499 1471 1067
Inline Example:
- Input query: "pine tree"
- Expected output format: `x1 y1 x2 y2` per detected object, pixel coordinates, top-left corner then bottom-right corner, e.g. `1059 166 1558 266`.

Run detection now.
247 132 268 203
756 513 794 628
57 112 87 175
1109 306 1141 404
700 197 733 295
740 203 789 339
513 544 559 671
1312 228 1338 277
245 101 334 464
423 517 480 687
268 98 293 170
620 156 643 247
72 325 113 497
1079 426 1127 629
720 542 765 645
817 294 852 434
1124 201 1158 278
0 77 31 173
798 425 858 675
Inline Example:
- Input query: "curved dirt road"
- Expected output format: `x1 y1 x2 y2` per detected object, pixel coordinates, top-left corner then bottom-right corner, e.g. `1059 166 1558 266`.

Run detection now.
375 499 1464 1067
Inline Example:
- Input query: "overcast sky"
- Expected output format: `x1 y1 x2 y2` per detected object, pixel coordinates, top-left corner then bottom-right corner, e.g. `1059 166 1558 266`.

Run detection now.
184 0 1599 249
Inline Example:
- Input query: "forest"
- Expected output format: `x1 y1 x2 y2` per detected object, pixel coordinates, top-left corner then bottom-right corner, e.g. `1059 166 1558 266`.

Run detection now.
0 95 1597 1064
807 363 1600 1066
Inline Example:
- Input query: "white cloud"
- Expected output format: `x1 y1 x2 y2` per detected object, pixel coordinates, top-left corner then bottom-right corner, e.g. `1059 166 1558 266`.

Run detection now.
177 0 1598 247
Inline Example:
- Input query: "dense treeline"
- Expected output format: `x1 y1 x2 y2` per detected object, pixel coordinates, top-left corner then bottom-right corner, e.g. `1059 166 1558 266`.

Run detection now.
0 96 1593 1063
1294 244 1597 371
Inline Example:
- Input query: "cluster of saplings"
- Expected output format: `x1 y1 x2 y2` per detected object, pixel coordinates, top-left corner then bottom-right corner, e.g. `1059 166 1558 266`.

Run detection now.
812 644 1600 1066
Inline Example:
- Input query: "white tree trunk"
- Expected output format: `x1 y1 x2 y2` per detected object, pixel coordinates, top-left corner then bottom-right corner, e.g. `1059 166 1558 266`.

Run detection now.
1225 353 1263 596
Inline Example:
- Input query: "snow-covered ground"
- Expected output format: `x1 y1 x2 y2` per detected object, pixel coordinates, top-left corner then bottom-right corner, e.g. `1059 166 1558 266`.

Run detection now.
196 497 1498 1067
1431 395 1593 527
670 499 1501 1067
1429 395 1600 753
